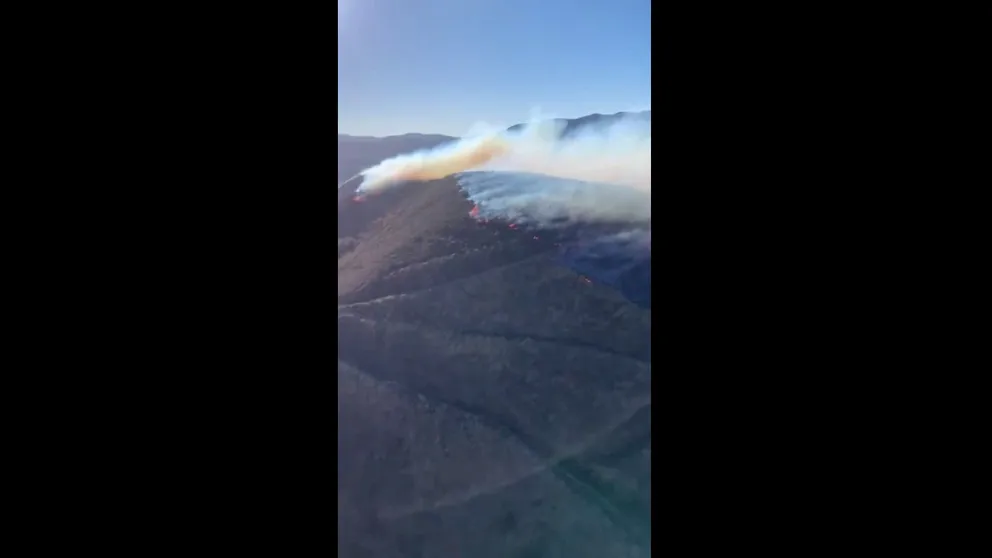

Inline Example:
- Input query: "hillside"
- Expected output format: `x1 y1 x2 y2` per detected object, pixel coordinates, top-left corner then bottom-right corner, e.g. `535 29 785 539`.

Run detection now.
337 113 651 557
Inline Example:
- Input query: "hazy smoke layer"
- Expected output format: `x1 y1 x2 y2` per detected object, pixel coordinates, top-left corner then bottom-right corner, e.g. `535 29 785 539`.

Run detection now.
457 171 650 225
354 114 651 225
357 133 512 190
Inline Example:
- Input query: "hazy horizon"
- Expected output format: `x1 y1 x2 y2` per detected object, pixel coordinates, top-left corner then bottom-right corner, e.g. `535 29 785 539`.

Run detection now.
338 0 651 137
338 106 651 139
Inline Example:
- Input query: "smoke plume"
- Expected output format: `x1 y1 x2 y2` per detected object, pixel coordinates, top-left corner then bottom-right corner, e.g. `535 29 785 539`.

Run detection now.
353 112 651 226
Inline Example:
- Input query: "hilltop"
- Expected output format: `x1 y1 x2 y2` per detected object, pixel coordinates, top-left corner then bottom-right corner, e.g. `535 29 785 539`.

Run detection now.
336 112 651 557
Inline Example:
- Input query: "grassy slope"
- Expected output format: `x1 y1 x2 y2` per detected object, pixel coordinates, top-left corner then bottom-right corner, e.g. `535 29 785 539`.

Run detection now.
337 124 651 557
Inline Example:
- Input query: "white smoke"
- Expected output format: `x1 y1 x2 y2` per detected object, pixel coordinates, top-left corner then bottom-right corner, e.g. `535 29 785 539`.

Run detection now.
354 112 651 226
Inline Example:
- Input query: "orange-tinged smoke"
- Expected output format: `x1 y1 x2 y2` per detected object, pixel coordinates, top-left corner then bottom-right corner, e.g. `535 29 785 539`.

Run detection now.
354 113 650 195
357 134 510 191
351 112 652 225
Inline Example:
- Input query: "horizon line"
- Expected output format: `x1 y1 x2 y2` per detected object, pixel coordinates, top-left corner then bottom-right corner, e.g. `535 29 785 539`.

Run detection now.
338 107 651 139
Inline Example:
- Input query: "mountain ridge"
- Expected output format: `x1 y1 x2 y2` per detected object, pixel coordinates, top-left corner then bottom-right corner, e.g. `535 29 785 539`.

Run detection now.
337 108 651 556
338 109 651 142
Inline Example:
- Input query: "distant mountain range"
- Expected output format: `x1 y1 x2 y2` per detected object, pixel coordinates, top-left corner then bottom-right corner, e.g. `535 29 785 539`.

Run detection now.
337 132 456 145
506 110 651 137
338 110 651 144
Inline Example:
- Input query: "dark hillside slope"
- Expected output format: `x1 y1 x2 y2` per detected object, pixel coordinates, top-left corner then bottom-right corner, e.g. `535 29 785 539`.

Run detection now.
337 116 651 557
338 133 456 240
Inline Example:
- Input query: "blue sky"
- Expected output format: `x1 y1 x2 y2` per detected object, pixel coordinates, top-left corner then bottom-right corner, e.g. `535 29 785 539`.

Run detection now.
338 0 651 137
